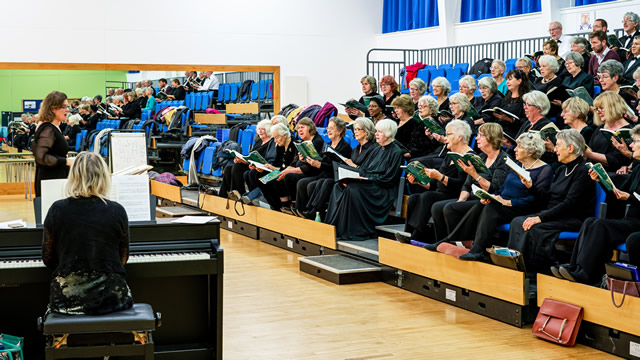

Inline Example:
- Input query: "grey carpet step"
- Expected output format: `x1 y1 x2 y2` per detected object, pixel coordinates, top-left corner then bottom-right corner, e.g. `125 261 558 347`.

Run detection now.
299 254 382 285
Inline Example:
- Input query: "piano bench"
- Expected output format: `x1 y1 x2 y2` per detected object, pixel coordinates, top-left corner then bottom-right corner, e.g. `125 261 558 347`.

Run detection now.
38 303 161 360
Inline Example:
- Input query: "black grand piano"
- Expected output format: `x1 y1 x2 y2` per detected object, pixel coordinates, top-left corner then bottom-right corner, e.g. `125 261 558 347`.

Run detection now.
0 218 223 359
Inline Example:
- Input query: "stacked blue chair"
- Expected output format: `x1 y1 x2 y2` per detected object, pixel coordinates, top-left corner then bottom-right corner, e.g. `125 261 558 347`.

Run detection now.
417 68 430 87
230 83 238 102
185 93 193 109
224 84 231 103
221 128 230 142
453 63 469 76
594 86 602 96
75 132 84 151
250 82 260 101
200 146 216 175
210 143 223 177
345 129 354 138
217 84 226 103
240 128 255 155
350 137 360 149
430 66 445 80
505 59 517 73
194 93 203 111
478 73 492 80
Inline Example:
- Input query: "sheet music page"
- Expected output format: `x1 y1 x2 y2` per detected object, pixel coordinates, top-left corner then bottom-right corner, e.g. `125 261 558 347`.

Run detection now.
40 179 68 221
171 215 218 224
109 175 151 222
338 166 360 180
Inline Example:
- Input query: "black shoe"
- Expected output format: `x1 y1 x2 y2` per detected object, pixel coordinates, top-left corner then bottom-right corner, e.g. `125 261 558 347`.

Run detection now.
550 266 563 280
459 251 484 261
303 211 316 220
395 233 411 244
423 241 443 252
558 266 576 282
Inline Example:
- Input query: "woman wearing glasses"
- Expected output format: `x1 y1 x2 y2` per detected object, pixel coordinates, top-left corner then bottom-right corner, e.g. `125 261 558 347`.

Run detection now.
379 75 400 119
561 52 594 96
532 55 564 124
597 60 636 108
490 60 508 96
474 77 505 127
584 91 634 172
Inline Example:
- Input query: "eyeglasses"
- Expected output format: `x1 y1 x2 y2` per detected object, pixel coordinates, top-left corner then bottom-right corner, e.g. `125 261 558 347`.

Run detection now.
380 83 391 87
548 27 560 32
598 74 611 79
595 107 605 112
353 127 363 132
418 104 428 109
459 85 469 90
565 61 575 66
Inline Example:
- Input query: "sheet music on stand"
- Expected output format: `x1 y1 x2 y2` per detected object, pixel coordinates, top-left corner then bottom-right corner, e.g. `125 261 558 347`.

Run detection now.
109 132 148 174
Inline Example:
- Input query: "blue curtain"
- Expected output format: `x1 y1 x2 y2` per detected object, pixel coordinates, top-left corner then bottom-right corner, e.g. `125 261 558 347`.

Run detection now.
460 0 541 23
575 0 615 6
383 0 439 34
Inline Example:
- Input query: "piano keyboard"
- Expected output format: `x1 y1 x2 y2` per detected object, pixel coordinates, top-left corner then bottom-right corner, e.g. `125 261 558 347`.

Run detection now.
0 252 210 269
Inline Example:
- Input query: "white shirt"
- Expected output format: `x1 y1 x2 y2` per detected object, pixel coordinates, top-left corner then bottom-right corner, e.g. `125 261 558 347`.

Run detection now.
556 34 571 59
595 47 611 65
199 75 220 91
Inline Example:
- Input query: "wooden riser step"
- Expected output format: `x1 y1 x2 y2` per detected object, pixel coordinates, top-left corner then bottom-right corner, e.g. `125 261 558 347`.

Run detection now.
156 205 207 218
337 239 379 262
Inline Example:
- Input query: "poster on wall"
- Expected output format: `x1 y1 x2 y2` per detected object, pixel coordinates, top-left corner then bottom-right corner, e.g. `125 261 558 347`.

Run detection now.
577 11 595 32
22 99 43 113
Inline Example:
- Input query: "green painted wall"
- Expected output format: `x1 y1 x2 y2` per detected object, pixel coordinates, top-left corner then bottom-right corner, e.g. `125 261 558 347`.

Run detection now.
0 70 128 112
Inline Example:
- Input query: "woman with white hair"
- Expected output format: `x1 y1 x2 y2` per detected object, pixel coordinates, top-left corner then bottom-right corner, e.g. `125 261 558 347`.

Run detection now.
448 93 477 135
397 120 475 243
533 55 564 122
409 78 427 105
508 129 595 274
473 77 504 127
431 77 451 112
490 60 508 95
325 119 403 240
63 114 82 147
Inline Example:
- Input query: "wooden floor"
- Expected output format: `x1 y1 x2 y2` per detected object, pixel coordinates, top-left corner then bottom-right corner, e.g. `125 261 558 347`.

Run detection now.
0 195 618 359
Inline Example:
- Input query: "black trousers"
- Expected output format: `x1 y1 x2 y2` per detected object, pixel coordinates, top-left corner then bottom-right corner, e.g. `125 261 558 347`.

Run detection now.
405 190 455 242
294 176 319 211
219 163 249 197
568 217 640 283
432 199 481 242
283 173 307 203
464 202 532 254
245 169 261 192
305 178 335 213
508 216 583 274
627 232 640 267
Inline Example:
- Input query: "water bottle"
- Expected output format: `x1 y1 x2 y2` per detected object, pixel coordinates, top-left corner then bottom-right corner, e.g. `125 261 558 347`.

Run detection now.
314 212 321 222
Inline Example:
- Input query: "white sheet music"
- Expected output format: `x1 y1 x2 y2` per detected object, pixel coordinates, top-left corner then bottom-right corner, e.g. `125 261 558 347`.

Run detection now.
338 166 360 180
41 179 68 221
109 175 151 222
110 133 147 173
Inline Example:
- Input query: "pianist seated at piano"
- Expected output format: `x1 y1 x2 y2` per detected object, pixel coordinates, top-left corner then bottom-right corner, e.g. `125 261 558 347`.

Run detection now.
42 152 133 315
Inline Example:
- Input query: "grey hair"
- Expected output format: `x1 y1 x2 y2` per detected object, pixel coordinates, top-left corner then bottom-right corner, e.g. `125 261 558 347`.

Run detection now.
598 59 624 81
257 119 272 137
459 75 477 92
523 90 551 116
556 129 585 157
271 123 291 139
417 95 439 117
516 132 545 159
446 119 472 145
538 55 559 73
492 60 506 72
632 124 640 138
516 57 532 68
135 88 144 96
270 114 289 128
624 12 640 28
450 92 471 113
431 77 451 96
67 114 83 126
565 52 585 68
375 118 398 139
354 117 376 142
550 21 563 29
478 76 498 95
571 36 589 50
360 75 378 94
409 78 427 95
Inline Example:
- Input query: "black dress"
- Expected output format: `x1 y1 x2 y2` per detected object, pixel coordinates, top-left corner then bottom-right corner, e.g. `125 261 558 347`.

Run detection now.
304 141 376 215
349 91 380 120
588 124 634 172
507 157 595 273
384 92 400 119
561 71 594 96
533 76 564 124
33 123 69 197
63 124 81 148
42 197 133 315
283 134 325 203
121 102 141 120
565 167 640 283
395 119 417 151
219 137 272 197
255 140 298 210
476 93 504 125
497 93 526 139
326 142 403 240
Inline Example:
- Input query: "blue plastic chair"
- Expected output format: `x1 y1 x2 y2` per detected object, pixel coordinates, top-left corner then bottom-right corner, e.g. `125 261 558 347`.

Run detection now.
453 62 469 75
241 129 255 155
417 68 430 87
478 73 492 80
594 86 602 96
505 59 517 73
200 146 216 175
221 128 230 142
75 133 84 151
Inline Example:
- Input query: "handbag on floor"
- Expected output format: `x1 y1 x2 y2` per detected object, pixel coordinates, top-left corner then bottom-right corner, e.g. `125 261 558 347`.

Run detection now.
486 246 526 272
532 298 583 347
606 276 640 308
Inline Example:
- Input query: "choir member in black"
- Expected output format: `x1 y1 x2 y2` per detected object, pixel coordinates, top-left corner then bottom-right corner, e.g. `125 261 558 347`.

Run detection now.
81 104 101 132
63 114 82 148
533 55 564 124
542 40 566 79
597 60 636 108
398 120 475 243
458 75 478 105
508 129 595 274
493 69 528 142
367 95 387 124
627 232 640 267
219 119 274 198
42 152 132 315
33 91 74 197
449 93 477 136
516 57 537 88
410 96 449 169
570 36 592 73
380 75 400 119
120 92 142 120
425 123 509 248
431 77 451 113
279 117 325 210
244 115 291 193
584 91 633 172
555 125 640 284
561 52 594 96
77 104 91 123
166 79 186 101
391 94 418 157
517 91 552 136
325 119 403 241
293 117 352 216
561 97 594 144
301 117 377 219
621 37 640 85
134 88 147 109
345 75 379 119
254 123 298 210
472 77 503 128
409 78 427 107
455 133 553 261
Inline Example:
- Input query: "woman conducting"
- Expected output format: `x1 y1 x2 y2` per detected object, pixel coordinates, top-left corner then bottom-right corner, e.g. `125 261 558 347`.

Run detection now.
325 119 403 241
33 91 74 197
42 152 133 315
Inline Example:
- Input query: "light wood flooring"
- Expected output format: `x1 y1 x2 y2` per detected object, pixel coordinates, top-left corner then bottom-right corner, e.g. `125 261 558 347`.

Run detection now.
0 195 618 359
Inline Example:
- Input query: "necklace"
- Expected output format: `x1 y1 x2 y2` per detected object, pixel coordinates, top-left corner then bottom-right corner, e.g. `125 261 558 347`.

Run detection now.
523 159 539 170
565 162 579 177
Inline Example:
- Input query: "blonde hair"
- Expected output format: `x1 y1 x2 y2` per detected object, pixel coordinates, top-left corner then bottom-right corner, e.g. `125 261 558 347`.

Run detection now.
65 152 111 201
478 123 503 150
593 91 629 125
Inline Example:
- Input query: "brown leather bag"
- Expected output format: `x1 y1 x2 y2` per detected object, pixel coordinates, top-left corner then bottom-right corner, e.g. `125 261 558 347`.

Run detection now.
532 298 584 347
